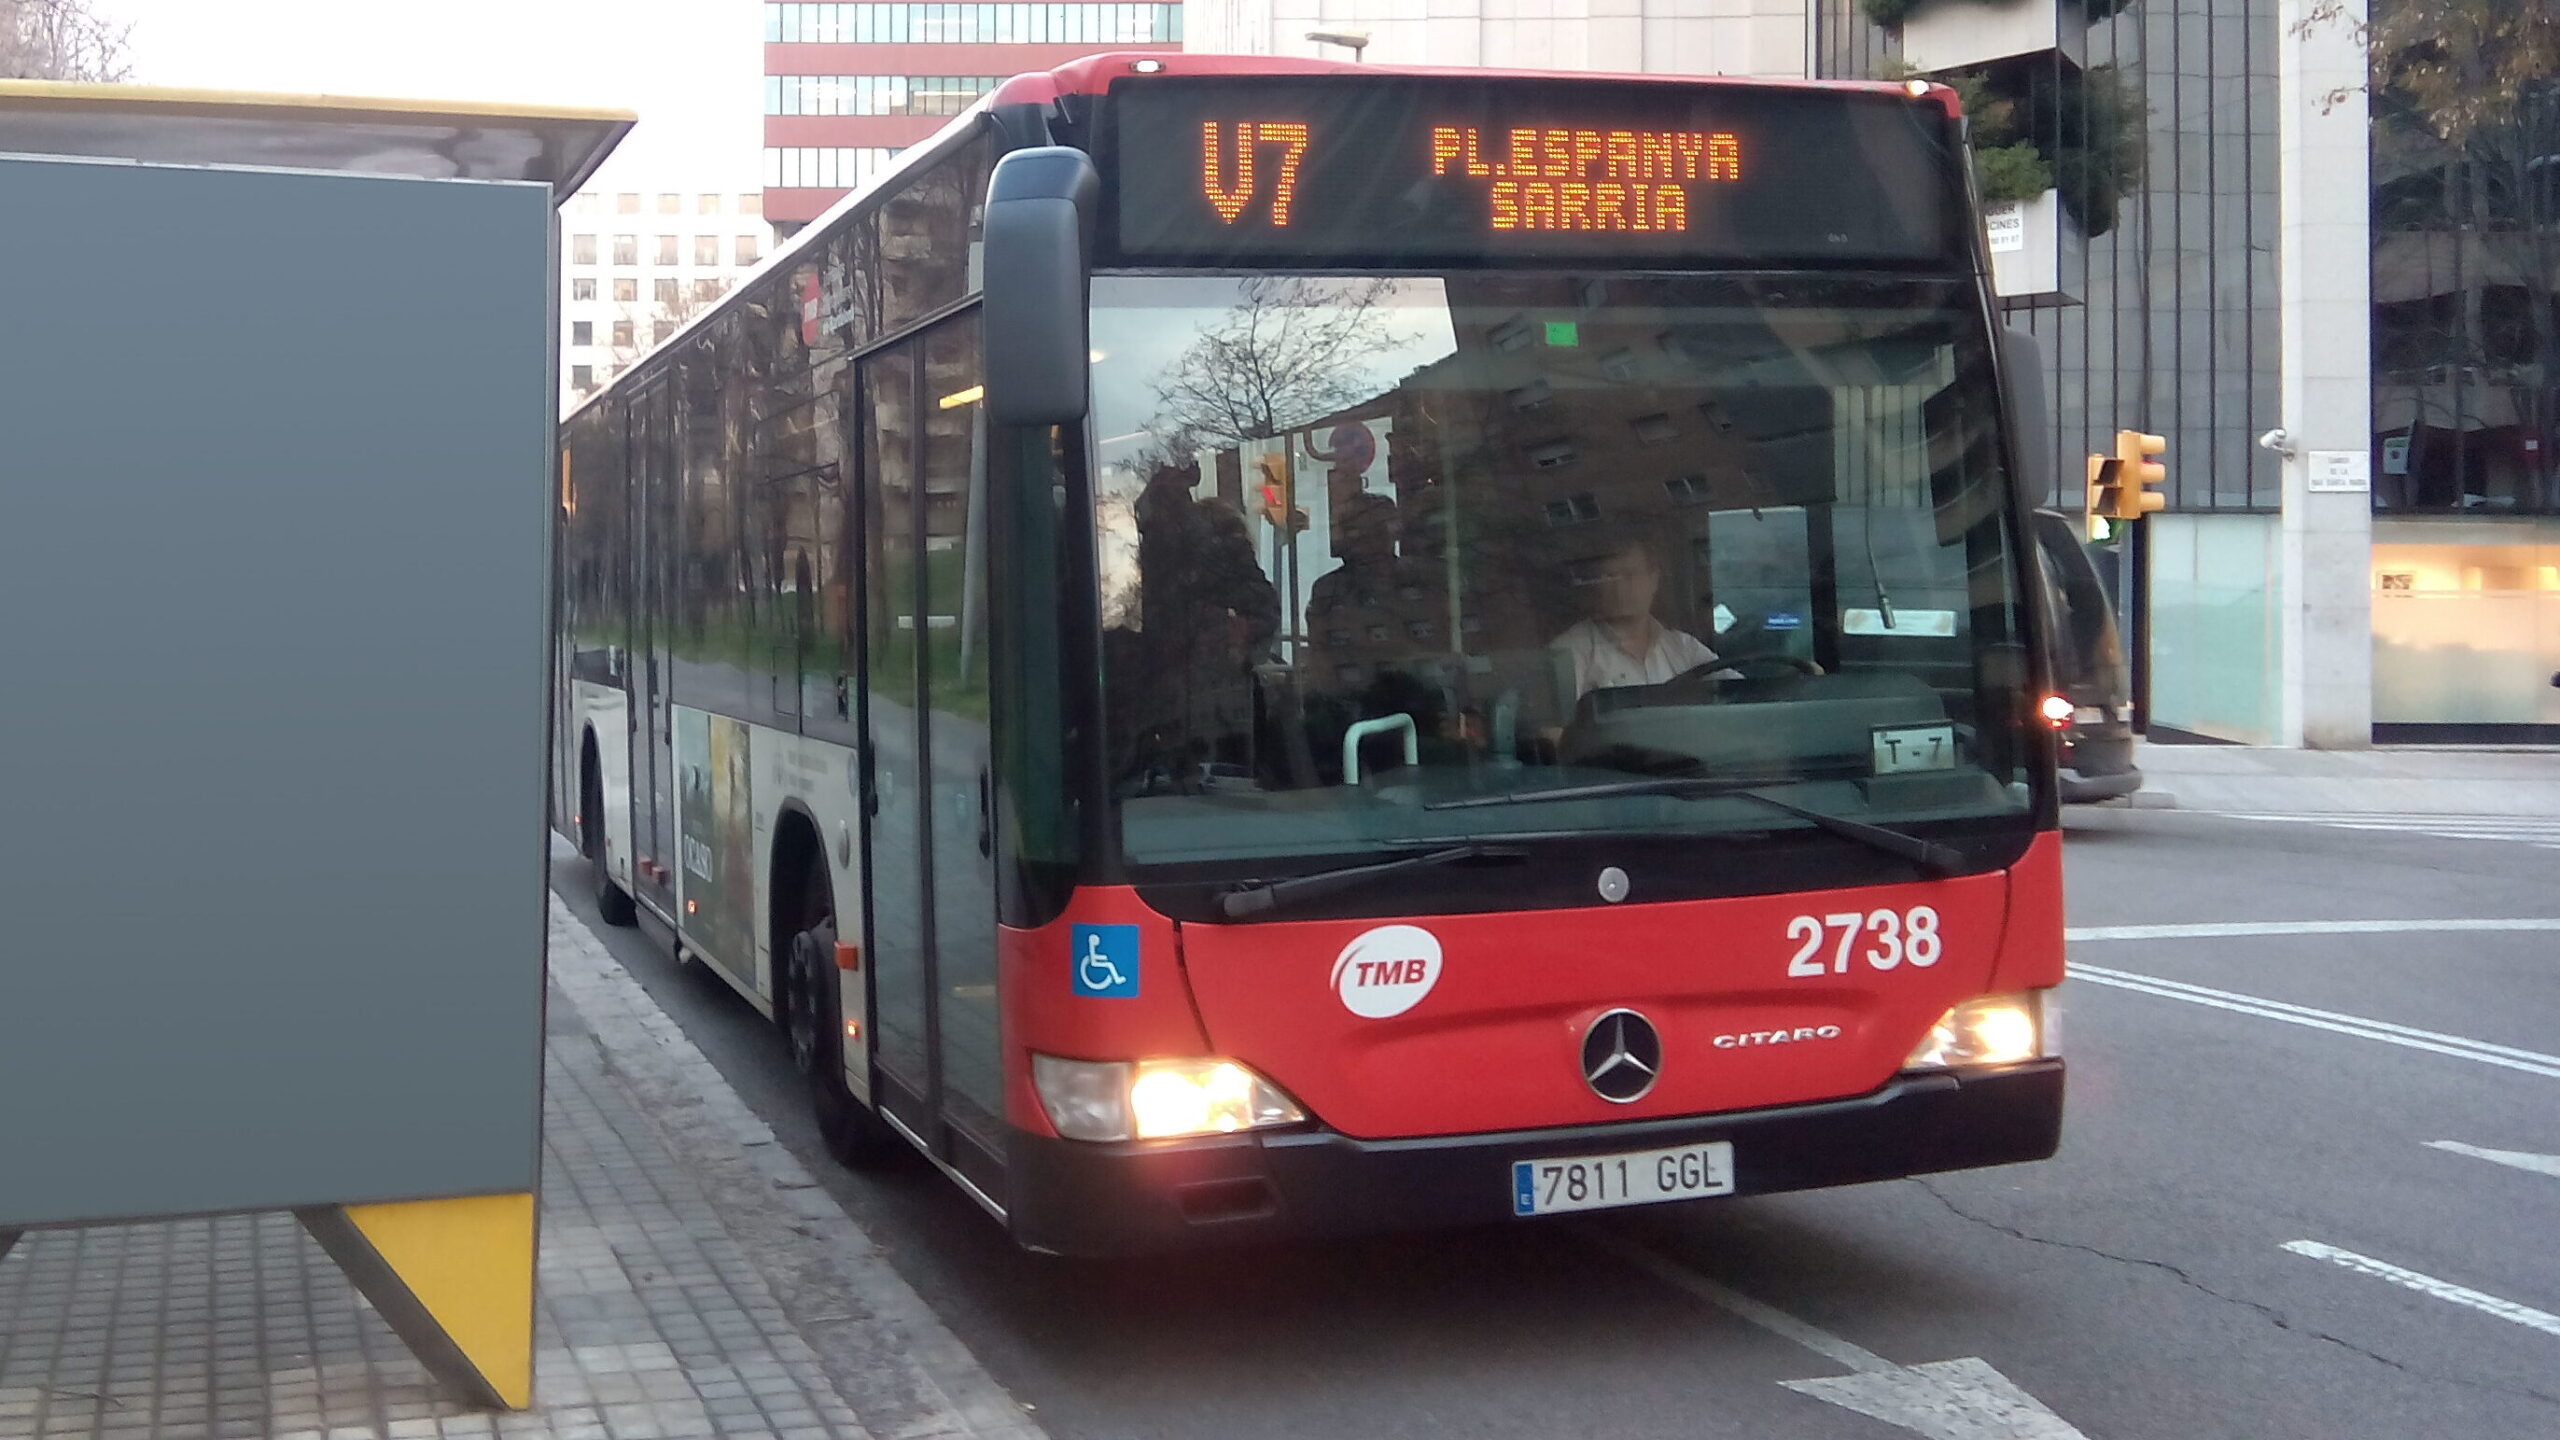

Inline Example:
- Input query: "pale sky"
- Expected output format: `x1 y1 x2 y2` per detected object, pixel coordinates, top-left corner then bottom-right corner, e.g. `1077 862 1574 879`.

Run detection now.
102 0 765 184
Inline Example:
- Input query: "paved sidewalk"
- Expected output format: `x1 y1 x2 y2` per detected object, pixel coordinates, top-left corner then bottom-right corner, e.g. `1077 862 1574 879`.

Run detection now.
2129 742 2560 817
0 897 1044 1440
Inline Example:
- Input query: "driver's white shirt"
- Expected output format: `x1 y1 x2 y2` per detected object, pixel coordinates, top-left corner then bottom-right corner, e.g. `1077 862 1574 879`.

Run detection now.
1551 619 1716 698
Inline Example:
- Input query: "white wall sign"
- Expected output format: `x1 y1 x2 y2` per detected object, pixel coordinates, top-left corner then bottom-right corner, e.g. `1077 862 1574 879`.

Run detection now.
2306 450 2370 493
1984 202 2025 253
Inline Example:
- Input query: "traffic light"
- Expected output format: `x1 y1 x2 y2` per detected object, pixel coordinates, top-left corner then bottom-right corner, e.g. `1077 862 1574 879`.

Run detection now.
1255 451 1306 532
2085 431 2168 522
1256 451 1291 526
2084 451 2119 538
2113 430 2167 518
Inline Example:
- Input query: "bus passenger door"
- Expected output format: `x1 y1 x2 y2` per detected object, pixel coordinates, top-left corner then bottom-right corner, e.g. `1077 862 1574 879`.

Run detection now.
631 377 679 916
860 342 936 1137
860 321 1001 1194
921 317 1002 1186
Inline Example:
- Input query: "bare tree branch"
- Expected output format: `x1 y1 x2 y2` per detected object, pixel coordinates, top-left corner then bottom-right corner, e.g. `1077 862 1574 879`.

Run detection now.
1152 277 1402 444
0 0 133 82
2296 0 2560 146
608 281 725 372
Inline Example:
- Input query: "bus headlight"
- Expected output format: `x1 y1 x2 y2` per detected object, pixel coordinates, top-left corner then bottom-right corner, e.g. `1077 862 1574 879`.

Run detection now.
1904 992 2047 1070
1031 1055 1307 1142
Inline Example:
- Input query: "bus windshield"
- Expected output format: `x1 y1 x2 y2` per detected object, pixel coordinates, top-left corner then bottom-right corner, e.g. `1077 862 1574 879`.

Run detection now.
1087 272 2036 870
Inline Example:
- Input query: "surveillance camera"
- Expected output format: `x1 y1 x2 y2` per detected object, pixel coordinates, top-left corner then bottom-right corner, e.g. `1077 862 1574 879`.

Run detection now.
2257 428 2293 455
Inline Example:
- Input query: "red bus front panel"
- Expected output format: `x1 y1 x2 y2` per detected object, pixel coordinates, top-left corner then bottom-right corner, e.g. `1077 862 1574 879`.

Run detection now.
1177 875 2010 1139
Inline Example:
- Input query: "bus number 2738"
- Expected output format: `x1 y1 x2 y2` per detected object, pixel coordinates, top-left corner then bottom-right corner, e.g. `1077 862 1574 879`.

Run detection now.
1785 908 1941 976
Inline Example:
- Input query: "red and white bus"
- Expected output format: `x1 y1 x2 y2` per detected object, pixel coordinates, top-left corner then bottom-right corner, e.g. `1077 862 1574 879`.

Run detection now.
555 54 2068 1255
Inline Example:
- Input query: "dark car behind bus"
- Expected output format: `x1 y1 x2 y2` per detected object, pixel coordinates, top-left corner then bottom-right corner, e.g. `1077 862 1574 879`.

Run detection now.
2031 509 2142 803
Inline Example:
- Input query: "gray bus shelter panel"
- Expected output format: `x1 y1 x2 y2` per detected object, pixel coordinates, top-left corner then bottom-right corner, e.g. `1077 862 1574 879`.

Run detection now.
0 157 554 1227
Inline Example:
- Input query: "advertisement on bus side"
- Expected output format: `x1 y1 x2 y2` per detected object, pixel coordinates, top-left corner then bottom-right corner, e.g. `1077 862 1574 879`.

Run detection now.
676 708 757 982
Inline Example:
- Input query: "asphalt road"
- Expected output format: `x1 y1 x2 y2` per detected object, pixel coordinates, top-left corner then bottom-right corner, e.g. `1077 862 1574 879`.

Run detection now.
550 807 2560 1439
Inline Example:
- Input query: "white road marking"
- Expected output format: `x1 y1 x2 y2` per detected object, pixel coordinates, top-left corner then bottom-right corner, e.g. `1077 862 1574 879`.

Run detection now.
2071 965 2560 1079
1588 1232 2090 1439
2428 1140 2560 1180
2283 1242 2560 1341
2220 813 2560 851
1590 1230 1889 1373
2067 918 2560 942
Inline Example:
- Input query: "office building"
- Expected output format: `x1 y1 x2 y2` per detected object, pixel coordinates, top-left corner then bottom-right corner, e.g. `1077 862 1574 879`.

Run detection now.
561 182 778 408
1186 0 1809 73
1818 0 2556 742
762 0 1188 231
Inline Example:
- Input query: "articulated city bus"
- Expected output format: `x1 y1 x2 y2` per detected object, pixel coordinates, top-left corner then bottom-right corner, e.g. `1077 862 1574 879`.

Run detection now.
554 54 2070 1254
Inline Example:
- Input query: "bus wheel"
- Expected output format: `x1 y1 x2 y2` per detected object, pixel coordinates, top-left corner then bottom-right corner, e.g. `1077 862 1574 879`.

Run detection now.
582 746 637 928
784 864 899 1169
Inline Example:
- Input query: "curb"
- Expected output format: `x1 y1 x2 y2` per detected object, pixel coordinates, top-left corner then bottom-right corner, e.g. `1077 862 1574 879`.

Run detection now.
547 895 1047 1440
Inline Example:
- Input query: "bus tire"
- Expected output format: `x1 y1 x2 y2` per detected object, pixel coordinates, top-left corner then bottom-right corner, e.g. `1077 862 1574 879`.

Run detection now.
582 740 638 928
783 862 899 1170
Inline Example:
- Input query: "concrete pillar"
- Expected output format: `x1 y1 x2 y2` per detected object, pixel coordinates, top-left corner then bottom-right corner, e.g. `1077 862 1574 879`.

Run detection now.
2276 0 2375 747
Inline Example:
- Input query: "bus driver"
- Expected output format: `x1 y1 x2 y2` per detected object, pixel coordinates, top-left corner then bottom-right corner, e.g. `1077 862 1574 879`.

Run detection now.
1550 537 1725 701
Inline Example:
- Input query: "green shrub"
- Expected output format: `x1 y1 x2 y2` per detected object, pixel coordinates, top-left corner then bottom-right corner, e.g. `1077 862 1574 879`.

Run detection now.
1879 54 2148 237
1975 142 2056 202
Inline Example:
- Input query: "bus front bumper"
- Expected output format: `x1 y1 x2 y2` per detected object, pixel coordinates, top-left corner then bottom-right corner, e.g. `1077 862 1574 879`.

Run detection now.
1007 1059 2062 1256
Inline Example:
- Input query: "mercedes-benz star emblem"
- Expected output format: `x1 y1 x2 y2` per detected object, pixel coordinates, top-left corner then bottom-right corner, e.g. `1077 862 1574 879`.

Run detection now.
1581 1008 1661 1103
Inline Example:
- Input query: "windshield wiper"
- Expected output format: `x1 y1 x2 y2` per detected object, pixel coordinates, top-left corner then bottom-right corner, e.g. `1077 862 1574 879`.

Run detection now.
1426 778 1964 878
1216 844 1523 919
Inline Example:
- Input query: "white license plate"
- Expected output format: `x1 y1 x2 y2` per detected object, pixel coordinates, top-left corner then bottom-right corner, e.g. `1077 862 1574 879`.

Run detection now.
1871 723 1957 775
1511 1141 1735 1217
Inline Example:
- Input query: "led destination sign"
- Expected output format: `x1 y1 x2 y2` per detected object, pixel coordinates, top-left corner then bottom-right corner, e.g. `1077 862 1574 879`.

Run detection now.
1431 124 1740 233
1104 76 1956 266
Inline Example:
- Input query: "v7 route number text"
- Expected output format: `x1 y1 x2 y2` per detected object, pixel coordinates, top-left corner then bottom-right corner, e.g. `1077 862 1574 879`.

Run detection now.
1785 907 1940 976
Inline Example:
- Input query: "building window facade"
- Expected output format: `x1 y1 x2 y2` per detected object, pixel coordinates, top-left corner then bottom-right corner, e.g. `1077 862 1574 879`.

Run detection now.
763 3 1181 45
766 75 1001 117
764 147 899 190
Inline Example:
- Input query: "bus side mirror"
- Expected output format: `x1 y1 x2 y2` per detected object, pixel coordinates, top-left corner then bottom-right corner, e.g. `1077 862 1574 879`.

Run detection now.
1999 325 2053 505
983 146 1099 429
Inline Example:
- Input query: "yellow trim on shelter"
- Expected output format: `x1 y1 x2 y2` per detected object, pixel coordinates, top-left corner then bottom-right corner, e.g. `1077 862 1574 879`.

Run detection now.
305 1192 540 1409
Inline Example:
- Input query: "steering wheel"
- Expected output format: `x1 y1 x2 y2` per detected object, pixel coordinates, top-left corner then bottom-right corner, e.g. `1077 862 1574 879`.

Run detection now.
1675 653 1823 683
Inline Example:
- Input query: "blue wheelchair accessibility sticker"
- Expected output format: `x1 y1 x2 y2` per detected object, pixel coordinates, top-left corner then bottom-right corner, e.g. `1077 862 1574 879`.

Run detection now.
1070 923 1140 999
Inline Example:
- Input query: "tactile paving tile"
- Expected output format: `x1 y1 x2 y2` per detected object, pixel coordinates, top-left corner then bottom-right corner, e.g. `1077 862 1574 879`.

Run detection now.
0 995 875 1440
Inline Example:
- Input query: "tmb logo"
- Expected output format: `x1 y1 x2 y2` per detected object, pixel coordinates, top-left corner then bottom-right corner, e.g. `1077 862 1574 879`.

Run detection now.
1331 925 1443 1019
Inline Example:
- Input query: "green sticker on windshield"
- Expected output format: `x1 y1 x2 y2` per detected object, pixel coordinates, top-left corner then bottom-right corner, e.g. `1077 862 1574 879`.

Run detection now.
1544 320 1579 347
